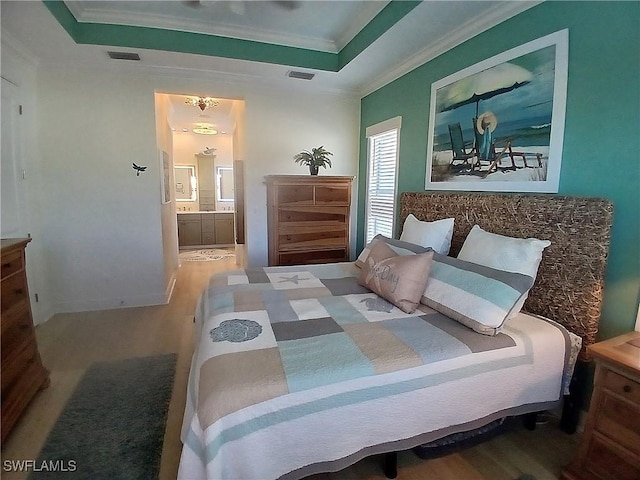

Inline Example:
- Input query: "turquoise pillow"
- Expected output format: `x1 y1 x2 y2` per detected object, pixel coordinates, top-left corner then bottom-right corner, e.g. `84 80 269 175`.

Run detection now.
421 253 535 335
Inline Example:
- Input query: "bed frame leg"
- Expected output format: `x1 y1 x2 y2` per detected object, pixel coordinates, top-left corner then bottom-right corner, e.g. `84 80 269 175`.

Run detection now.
383 451 398 479
523 412 537 430
560 359 590 434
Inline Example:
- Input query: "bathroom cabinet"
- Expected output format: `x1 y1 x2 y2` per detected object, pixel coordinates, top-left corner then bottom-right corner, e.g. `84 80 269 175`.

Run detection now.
177 214 202 246
215 214 234 244
178 212 234 247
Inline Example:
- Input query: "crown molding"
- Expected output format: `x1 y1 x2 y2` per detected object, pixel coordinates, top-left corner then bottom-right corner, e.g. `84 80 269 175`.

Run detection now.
65 3 338 53
45 1 339 72
358 0 542 98
63 1 396 55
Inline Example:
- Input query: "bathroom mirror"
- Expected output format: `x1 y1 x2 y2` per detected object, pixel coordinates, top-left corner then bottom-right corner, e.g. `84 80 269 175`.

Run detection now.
175 165 197 202
216 167 234 202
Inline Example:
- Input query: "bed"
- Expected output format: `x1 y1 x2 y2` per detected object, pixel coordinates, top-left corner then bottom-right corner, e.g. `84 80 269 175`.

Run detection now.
178 192 613 480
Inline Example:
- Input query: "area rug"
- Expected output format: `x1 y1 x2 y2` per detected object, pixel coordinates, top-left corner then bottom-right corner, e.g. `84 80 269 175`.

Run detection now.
30 354 176 480
179 248 235 261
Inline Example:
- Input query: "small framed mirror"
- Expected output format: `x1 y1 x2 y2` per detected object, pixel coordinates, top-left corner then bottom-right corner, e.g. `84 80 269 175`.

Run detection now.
216 167 234 202
175 165 197 202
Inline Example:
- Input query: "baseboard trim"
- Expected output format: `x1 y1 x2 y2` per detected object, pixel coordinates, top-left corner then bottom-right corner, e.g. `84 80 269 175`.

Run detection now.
164 273 177 304
52 291 170 314
51 270 178 314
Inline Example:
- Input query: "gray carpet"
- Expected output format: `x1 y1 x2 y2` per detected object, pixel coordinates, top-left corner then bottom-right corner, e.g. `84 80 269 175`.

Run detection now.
30 354 176 480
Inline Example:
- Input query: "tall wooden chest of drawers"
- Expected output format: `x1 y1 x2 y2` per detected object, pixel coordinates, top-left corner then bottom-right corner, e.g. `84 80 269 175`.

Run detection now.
266 175 354 266
561 332 640 480
1 238 49 444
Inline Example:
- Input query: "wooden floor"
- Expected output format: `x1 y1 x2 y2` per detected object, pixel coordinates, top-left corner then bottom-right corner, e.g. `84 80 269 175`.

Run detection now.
1 256 580 480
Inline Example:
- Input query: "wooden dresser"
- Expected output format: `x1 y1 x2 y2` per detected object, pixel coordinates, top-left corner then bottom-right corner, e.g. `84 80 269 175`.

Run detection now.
561 331 640 480
266 175 353 266
1 238 49 444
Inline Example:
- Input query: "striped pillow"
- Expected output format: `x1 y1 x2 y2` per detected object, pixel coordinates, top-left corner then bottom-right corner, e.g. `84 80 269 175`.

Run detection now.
421 253 535 335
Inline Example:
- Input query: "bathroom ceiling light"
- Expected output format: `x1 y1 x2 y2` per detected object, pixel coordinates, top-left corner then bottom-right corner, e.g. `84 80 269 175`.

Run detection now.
185 96 219 111
193 123 218 135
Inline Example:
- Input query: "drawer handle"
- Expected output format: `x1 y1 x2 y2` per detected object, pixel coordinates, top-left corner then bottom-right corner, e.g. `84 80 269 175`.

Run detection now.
623 385 632 393
2 262 12 269
14 288 24 295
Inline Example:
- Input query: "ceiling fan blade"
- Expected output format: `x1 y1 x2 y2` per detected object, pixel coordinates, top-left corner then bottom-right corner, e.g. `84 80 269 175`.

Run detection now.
184 0 298 15
271 1 300 10
229 1 246 15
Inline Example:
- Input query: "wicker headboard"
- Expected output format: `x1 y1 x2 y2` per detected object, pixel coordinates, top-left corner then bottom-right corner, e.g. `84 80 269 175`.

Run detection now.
399 192 613 359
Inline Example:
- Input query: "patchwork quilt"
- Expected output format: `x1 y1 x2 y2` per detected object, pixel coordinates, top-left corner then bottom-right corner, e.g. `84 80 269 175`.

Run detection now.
178 262 577 480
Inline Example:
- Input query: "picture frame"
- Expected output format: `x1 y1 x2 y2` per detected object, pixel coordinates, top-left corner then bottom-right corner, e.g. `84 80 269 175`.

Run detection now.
425 29 568 193
160 149 171 204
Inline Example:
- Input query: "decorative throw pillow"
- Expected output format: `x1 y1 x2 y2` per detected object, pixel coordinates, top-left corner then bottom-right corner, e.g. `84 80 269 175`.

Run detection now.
355 235 431 269
457 225 551 278
358 239 434 314
457 225 551 317
421 253 535 335
399 214 455 255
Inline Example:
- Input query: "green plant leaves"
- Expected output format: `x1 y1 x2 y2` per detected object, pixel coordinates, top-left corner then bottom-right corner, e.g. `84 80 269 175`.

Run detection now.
293 145 333 168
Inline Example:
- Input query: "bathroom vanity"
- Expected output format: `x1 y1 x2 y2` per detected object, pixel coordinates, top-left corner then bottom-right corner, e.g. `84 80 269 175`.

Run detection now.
177 211 235 247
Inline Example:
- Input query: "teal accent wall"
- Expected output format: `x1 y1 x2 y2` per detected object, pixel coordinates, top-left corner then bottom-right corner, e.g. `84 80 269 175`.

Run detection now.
358 1 640 339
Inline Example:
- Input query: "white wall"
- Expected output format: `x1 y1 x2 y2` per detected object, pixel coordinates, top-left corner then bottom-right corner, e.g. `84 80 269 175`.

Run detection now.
37 68 167 312
243 90 360 266
8 58 359 319
1 41 52 324
154 94 179 300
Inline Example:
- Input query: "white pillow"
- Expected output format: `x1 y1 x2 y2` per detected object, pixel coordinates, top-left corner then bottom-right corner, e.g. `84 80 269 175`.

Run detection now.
457 225 551 278
399 214 454 255
457 225 551 316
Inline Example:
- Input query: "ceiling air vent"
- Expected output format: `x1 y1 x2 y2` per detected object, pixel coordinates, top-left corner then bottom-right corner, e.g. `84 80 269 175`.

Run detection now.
287 70 315 80
107 51 141 61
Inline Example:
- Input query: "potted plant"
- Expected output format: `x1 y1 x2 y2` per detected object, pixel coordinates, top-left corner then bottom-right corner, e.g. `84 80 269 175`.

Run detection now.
293 146 333 175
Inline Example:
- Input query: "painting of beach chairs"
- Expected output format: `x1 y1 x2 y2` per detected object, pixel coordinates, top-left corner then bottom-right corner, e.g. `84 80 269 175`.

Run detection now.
426 30 568 193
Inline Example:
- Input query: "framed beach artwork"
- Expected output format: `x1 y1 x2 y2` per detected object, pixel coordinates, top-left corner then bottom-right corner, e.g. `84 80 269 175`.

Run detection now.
425 29 568 193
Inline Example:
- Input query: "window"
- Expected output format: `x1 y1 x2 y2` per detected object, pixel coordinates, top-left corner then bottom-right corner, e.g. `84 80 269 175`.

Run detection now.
365 117 401 243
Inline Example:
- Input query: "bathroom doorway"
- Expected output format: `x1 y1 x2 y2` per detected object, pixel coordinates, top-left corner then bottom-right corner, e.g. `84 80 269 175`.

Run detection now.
155 92 246 266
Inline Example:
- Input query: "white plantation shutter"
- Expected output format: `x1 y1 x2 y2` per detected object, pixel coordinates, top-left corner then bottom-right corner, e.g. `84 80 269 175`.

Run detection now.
365 117 401 243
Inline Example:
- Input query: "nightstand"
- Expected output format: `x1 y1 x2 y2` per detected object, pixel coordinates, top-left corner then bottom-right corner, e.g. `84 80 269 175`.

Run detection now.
561 331 640 480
